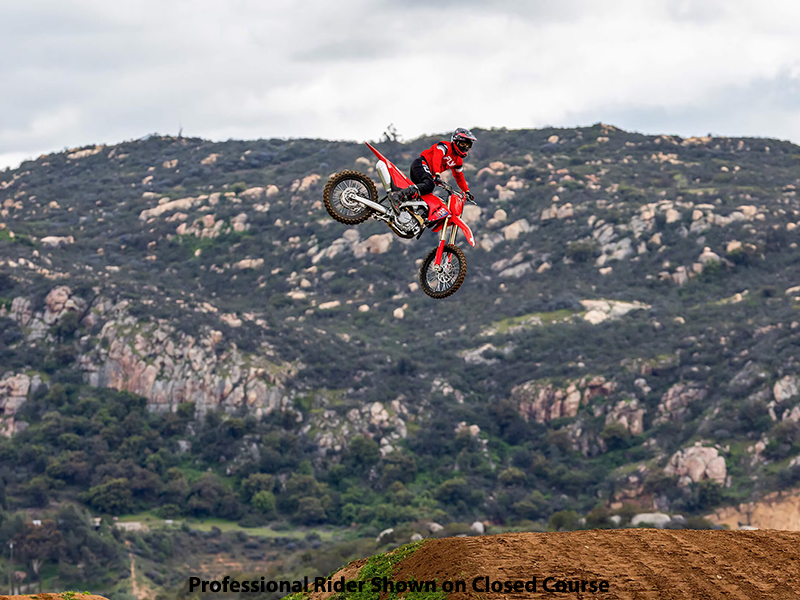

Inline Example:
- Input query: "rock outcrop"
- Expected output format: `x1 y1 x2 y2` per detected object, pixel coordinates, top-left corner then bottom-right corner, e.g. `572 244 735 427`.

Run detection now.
774 375 800 403
605 398 645 435
655 383 708 423
2 285 86 340
708 488 800 531
0 373 41 436
664 442 727 487
303 398 411 457
513 376 615 424
579 299 650 325
81 302 298 418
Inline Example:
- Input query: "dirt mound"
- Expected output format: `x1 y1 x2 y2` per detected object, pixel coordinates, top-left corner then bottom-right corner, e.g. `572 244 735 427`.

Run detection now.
315 529 800 599
0 596 108 600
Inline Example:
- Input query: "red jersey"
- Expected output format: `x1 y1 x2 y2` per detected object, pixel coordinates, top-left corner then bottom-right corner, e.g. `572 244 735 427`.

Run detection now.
420 141 469 192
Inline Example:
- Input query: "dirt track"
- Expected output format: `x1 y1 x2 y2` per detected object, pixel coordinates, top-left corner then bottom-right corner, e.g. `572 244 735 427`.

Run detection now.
0 596 108 600
323 529 800 599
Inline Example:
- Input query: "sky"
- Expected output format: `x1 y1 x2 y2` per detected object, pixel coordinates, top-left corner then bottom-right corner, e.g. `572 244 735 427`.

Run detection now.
2 0 800 170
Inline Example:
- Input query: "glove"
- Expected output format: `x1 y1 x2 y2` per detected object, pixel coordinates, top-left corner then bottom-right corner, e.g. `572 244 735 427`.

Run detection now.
434 174 444 186
465 191 475 203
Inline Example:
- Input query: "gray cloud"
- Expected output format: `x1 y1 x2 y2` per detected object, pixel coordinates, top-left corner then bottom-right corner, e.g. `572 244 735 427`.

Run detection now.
2 0 800 169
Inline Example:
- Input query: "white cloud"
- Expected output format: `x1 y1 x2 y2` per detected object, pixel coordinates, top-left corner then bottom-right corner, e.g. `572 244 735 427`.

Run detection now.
2 0 800 169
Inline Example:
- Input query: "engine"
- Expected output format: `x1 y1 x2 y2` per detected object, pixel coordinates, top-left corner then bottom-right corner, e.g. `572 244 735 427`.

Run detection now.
389 208 423 238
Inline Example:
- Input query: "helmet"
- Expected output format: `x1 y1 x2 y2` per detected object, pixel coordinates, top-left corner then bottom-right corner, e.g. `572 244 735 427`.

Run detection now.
451 128 477 157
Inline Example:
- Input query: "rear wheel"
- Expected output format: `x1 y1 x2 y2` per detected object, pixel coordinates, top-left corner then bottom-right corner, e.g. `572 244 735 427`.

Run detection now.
419 244 467 299
323 170 378 225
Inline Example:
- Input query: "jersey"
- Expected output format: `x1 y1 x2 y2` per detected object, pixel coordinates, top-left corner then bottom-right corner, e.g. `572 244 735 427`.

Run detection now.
419 141 470 192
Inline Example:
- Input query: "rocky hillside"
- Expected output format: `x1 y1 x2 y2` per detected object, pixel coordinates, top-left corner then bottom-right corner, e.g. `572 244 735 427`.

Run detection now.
2 124 800 539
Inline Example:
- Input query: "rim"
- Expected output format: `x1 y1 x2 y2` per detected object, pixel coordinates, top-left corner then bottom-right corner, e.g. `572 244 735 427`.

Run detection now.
332 179 369 217
424 251 461 293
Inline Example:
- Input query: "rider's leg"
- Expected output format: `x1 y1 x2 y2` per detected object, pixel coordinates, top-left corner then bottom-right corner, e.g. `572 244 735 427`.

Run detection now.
409 158 435 195
390 159 433 212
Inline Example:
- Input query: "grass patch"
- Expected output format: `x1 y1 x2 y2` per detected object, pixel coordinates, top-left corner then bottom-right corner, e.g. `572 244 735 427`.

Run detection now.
482 309 581 336
325 540 445 600
188 518 337 541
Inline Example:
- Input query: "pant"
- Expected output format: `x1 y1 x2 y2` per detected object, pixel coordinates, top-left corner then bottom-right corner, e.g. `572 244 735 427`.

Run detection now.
410 158 435 195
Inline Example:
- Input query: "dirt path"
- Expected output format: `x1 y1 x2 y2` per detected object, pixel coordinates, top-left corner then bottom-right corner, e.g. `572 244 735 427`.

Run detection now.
321 529 800 600
125 539 152 600
130 551 139 599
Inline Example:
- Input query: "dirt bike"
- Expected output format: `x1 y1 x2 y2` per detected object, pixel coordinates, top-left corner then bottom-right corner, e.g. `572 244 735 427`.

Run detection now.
322 143 477 299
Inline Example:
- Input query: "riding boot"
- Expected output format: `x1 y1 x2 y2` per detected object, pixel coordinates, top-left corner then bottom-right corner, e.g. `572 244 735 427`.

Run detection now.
389 185 419 213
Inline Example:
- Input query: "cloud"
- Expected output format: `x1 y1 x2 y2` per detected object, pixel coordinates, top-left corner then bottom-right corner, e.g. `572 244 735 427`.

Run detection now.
2 0 800 170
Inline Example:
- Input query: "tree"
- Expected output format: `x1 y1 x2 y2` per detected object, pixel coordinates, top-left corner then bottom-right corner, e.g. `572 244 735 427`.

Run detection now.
343 436 379 475
241 473 274 502
85 478 134 514
251 491 276 519
13 521 64 576
548 510 579 532
293 497 326 525
381 124 401 143
498 467 527 487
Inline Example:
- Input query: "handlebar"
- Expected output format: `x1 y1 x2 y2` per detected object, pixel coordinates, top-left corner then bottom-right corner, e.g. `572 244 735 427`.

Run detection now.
435 179 478 205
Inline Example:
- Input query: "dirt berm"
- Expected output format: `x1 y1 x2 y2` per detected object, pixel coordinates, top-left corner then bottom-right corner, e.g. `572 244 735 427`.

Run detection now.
0 596 108 600
310 529 800 599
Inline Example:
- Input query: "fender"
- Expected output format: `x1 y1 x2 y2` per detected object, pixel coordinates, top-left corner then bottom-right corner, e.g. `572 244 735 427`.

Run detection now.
449 214 475 247
365 142 413 189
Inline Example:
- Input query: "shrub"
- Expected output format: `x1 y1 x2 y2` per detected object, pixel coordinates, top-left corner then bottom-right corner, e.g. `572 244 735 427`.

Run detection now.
548 510 579 532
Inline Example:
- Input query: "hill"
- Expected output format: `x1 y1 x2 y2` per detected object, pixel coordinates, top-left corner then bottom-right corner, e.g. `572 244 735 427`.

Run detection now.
2 124 800 595
308 530 800 600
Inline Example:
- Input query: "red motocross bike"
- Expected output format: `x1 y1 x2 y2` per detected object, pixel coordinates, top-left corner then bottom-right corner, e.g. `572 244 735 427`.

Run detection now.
323 143 477 299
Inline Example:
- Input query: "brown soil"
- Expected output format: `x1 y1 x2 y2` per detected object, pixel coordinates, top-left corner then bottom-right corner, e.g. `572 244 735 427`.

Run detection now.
320 529 800 600
0 596 108 600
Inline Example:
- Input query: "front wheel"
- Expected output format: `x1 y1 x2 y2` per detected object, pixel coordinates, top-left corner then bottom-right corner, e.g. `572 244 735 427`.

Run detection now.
419 244 467 299
323 170 378 225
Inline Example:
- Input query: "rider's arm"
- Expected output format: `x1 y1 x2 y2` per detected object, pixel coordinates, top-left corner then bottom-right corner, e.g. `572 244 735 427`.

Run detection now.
452 166 469 192
428 143 447 176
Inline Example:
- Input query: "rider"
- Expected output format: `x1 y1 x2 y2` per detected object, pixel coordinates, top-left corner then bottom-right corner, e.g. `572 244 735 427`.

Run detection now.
389 128 477 212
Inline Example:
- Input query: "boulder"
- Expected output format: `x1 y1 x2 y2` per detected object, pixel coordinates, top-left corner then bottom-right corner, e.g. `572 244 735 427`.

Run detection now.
557 203 574 219
470 521 485 535
605 398 645 435
656 383 708 423
631 513 672 528
500 262 532 278
665 443 727 487
699 247 721 265
376 528 394 543
463 204 482 223
774 375 800 403
40 235 75 247
231 213 250 232
290 174 321 192
729 361 769 394
234 258 264 270
0 373 33 436
513 376 613 424
239 187 266 201
365 233 393 254
503 219 531 241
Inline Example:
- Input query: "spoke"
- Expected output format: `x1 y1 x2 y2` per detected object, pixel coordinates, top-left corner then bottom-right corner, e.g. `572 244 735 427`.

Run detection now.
332 179 370 217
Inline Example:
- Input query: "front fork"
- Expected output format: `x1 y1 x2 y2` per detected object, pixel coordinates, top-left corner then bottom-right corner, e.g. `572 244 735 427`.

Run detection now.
433 197 459 266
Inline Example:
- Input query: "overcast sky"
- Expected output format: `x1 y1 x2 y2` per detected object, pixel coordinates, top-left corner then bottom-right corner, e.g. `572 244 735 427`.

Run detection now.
2 0 800 169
